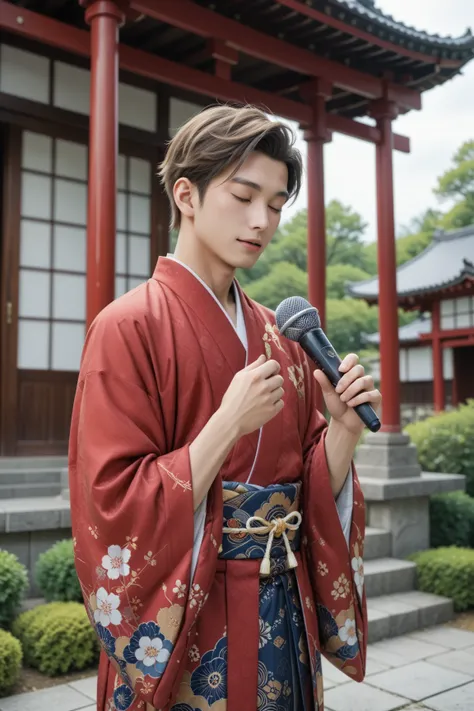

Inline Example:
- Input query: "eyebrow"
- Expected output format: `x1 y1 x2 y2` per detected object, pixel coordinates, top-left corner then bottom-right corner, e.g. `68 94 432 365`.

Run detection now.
230 177 289 200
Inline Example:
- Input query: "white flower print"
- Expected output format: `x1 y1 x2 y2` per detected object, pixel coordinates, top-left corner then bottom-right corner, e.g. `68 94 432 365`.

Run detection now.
102 545 131 580
339 619 357 646
173 580 187 599
94 587 122 627
352 556 364 599
259 618 272 648
135 635 171 667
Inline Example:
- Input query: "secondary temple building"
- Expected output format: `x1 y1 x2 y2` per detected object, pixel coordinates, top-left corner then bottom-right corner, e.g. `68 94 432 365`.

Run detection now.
357 226 474 419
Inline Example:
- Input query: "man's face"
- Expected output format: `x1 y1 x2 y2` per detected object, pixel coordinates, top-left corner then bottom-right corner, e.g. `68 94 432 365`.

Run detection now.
191 151 289 270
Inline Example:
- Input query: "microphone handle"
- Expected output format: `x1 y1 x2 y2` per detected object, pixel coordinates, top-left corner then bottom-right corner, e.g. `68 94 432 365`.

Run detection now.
300 329 381 433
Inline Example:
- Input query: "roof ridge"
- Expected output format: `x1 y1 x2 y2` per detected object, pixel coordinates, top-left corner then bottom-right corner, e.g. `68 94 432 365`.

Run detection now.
333 1 474 48
433 225 474 242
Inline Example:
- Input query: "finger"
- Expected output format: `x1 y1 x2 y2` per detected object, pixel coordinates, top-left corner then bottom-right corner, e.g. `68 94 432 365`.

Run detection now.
340 374 374 403
346 389 381 409
255 359 281 379
338 353 359 374
246 354 267 370
313 368 337 396
271 387 285 404
267 374 285 392
335 363 365 394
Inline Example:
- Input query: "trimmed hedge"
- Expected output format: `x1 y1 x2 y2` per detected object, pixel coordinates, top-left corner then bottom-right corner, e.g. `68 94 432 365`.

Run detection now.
405 400 474 496
12 602 99 676
0 629 22 697
410 547 474 612
430 491 474 549
35 539 82 603
0 549 29 629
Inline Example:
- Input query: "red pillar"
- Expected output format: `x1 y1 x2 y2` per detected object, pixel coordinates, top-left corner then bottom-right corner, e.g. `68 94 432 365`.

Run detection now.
303 83 332 414
431 301 445 412
82 1 126 329
372 100 400 432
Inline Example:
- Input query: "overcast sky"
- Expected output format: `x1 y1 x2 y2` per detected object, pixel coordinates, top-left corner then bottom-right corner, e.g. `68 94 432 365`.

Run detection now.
282 0 474 241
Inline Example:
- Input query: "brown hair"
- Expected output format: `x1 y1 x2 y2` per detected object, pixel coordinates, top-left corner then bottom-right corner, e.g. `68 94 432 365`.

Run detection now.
158 104 303 230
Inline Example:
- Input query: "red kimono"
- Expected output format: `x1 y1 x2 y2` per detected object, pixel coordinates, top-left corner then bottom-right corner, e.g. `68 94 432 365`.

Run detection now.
69 257 367 711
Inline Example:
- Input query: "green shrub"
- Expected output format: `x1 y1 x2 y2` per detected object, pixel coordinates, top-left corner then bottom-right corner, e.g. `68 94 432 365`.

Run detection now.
0 550 29 629
0 629 22 696
12 602 99 676
35 539 82 602
405 400 474 496
410 547 474 612
430 491 474 548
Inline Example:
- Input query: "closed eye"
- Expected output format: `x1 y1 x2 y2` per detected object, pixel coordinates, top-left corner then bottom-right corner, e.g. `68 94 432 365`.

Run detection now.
232 194 250 204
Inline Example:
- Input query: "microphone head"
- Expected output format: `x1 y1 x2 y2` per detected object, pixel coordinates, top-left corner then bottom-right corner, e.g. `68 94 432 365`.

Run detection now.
275 296 321 342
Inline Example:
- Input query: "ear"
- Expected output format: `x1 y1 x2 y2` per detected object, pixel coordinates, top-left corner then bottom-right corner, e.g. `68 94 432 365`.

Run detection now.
173 177 197 220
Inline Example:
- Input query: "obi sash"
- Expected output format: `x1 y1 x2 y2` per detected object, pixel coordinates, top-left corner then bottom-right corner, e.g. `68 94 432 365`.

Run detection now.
217 482 311 711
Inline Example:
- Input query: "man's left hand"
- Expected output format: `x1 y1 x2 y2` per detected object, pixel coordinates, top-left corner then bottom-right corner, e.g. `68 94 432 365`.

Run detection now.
313 353 382 436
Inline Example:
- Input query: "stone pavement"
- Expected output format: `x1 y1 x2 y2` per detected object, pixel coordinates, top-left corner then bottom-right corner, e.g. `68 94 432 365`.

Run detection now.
0 625 473 711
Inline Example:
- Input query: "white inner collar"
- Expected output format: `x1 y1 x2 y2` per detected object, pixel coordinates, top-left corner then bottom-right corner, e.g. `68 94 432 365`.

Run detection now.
166 255 248 353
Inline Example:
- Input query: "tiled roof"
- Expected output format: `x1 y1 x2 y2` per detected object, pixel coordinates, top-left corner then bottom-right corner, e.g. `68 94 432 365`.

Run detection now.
336 1 474 49
347 226 474 301
365 316 432 345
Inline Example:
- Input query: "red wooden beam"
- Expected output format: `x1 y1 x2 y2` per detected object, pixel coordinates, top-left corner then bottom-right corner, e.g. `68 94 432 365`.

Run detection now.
326 114 410 153
130 0 422 111
0 1 410 150
276 0 462 69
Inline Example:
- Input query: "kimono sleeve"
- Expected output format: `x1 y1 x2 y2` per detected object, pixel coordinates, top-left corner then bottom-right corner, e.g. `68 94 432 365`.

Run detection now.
68 319 222 710
300 358 368 682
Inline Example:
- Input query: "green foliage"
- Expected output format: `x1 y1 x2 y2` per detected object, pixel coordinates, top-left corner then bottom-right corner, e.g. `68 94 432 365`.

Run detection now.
326 299 379 356
245 262 307 310
409 547 474 612
430 492 474 549
325 200 369 269
435 140 474 201
13 602 99 676
326 264 370 299
35 540 82 603
0 629 22 696
440 199 474 230
0 550 29 629
405 401 474 497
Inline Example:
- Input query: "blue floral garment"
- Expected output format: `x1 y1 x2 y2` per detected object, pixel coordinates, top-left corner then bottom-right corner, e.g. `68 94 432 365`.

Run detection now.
171 481 312 711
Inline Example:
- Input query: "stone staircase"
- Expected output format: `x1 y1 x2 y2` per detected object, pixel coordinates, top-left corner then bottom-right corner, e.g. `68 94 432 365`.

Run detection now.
364 526 453 643
0 456 66 498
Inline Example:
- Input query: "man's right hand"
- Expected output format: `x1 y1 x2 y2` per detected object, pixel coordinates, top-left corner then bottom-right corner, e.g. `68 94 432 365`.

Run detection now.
219 355 284 437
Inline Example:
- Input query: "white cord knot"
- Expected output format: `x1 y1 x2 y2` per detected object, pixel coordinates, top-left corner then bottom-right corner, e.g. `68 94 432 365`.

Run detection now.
244 511 302 576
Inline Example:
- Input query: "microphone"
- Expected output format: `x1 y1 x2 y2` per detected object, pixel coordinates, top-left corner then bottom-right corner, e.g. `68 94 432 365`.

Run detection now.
275 296 381 433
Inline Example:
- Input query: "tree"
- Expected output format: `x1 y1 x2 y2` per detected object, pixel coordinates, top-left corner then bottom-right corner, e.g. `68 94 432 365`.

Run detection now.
326 264 370 299
326 299 379 356
325 200 368 268
434 140 474 228
244 261 307 310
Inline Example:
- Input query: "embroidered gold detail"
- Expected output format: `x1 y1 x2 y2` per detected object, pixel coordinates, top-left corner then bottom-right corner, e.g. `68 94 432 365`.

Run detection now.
262 323 285 359
158 462 192 492
288 364 305 399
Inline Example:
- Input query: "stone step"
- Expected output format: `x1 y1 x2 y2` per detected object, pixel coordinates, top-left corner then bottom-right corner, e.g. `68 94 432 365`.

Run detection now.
0 482 62 499
368 591 454 643
364 557 416 597
0 469 62 485
0 456 67 471
364 527 391 560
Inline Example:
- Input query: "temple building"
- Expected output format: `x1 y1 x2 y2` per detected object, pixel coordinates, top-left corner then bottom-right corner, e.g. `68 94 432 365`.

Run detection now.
0 0 474 455
350 226 474 418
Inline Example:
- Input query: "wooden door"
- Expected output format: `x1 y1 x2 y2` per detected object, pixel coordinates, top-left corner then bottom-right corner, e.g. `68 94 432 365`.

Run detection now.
0 124 157 455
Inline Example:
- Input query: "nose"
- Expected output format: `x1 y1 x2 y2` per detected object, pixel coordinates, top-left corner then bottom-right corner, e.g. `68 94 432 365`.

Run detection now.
248 199 269 232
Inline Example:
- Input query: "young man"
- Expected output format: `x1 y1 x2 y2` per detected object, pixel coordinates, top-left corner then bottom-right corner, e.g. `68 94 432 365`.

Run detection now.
69 104 381 711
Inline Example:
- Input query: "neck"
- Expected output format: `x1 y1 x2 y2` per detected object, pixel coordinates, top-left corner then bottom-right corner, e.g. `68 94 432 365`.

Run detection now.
173 229 236 308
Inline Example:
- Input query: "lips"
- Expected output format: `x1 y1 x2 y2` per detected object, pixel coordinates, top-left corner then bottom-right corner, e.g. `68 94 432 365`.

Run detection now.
237 239 262 248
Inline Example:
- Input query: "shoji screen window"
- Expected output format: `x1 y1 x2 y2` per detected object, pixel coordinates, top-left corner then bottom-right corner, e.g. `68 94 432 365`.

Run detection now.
115 155 152 298
18 131 87 372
